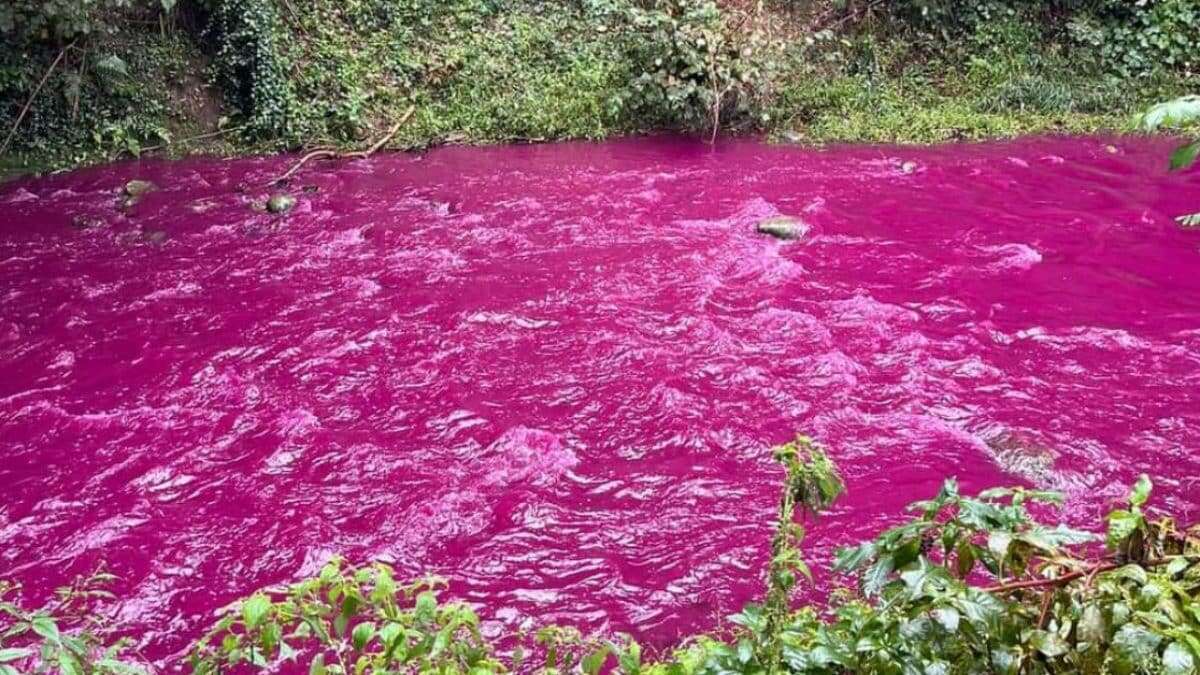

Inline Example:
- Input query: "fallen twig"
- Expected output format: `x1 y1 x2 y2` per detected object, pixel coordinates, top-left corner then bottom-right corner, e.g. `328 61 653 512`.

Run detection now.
810 0 886 34
140 125 248 153
1 43 74 155
267 106 415 186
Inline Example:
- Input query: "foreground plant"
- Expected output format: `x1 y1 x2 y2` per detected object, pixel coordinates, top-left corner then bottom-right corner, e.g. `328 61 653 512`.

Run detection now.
188 567 506 674
0 570 145 675
4 436 1198 674
1140 96 1200 227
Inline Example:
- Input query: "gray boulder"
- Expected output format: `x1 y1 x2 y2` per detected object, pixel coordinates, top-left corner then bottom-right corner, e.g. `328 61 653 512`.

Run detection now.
756 215 809 241
267 193 296 214
123 180 157 197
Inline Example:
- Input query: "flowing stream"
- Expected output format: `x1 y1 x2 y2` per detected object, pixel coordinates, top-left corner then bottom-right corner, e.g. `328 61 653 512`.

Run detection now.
2 136 1199 663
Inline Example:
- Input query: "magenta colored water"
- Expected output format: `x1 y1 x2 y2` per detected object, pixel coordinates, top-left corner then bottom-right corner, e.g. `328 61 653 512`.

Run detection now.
2 136 1199 663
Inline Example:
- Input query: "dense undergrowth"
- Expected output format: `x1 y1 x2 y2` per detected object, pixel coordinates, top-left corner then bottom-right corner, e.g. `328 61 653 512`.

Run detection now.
2 437 1198 674
0 0 1198 170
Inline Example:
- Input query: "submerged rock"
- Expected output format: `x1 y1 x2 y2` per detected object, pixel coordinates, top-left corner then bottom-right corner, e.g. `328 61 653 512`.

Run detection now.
267 193 296 214
986 432 1058 485
141 229 169 245
119 180 158 210
756 215 808 241
901 161 919 174
123 180 157 197
71 214 105 230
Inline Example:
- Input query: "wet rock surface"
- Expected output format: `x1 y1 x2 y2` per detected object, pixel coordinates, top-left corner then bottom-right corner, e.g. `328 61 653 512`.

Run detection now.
756 215 808 240
267 193 296 214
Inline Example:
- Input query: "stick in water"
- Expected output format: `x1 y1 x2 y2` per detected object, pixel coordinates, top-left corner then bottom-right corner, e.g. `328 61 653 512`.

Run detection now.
268 106 415 186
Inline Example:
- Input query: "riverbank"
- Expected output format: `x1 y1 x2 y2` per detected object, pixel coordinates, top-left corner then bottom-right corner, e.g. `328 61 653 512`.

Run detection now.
1 0 1196 174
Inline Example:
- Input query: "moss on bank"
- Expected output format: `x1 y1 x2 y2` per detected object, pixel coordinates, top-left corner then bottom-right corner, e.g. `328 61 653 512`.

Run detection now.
0 0 1196 172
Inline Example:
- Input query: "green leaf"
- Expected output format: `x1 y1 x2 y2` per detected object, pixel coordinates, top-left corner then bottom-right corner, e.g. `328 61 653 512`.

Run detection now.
1163 642 1196 675
955 542 977 578
371 567 397 603
415 591 437 622
1177 212 1200 228
351 622 375 651
378 622 402 647
582 646 610 674
0 650 31 664
309 653 326 675
932 608 959 633
1112 624 1162 663
956 591 1003 628
834 543 876 572
618 639 641 674
736 638 752 664
1140 96 1200 131
57 651 82 675
987 531 1013 560
862 556 894 597
1107 510 1141 550
242 594 271 630
990 647 1021 675
1030 630 1069 658
1018 525 1096 553
1170 143 1200 171
31 617 60 643
95 55 129 77
1078 604 1107 646
1130 474 1153 507
96 661 148 675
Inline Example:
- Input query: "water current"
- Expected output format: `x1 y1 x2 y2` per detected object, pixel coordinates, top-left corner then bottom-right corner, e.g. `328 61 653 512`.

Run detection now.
2 136 1199 663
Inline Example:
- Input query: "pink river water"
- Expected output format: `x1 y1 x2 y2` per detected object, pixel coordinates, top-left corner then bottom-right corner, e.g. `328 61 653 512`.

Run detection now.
1 136 1199 665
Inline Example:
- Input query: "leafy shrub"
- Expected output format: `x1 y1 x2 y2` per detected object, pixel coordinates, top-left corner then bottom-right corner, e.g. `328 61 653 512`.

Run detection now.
188 565 507 673
609 0 767 134
0 1 157 44
1141 95 1200 226
203 0 294 139
1071 0 1199 79
0 570 146 674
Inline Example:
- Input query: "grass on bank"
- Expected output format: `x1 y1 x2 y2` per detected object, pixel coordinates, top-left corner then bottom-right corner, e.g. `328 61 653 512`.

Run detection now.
1 0 1197 172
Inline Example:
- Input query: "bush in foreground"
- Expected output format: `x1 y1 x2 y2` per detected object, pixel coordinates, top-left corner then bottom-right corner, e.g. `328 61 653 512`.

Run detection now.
2 437 1198 674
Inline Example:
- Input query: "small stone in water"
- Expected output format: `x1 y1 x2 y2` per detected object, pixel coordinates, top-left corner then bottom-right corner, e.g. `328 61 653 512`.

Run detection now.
901 161 918 174
986 432 1057 485
123 180 157 197
267 193 296 214
142 229 168 245
756 215 808 240
71 215 105 230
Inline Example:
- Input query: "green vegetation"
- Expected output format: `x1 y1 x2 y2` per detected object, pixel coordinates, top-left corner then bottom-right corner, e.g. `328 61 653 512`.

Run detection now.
3 436 1198 674
0 0 1197 169
1139 96 1200 226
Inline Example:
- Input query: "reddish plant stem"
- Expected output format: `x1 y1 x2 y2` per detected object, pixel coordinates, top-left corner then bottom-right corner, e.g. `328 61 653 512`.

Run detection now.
983 556 1186 594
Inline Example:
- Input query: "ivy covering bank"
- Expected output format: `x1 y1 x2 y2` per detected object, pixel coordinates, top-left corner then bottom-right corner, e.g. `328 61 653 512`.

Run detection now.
1 0 1199 169
2 437 1198 674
